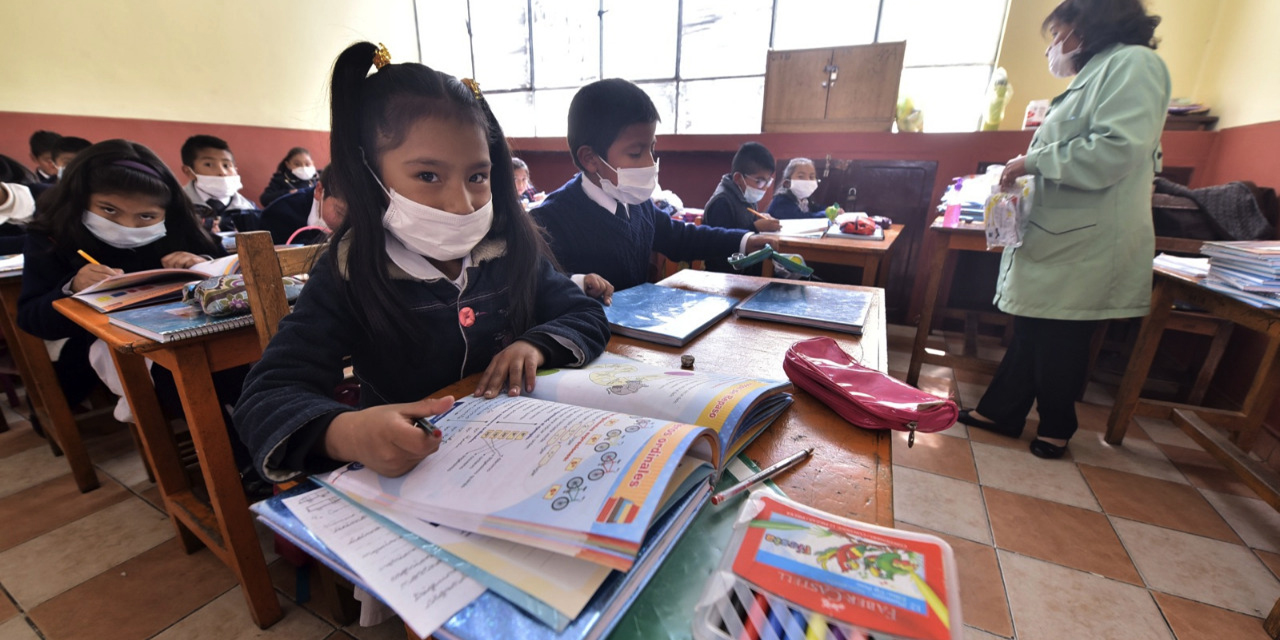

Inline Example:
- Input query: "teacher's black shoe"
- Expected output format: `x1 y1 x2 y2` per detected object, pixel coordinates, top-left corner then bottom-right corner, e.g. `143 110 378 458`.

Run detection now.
957 410 1022 438
1029 439 1068 459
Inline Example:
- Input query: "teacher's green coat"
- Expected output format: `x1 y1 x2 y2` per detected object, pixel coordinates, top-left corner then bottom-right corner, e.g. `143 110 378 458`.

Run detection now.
995 43 1171 320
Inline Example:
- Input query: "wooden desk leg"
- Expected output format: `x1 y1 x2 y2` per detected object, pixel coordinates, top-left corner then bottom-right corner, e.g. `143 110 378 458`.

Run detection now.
12 329 98 492
860 256 880 288
907 235 951 386
169 345 282 629
1265 597 1280 639
1229 330 1280 452
0 288 64 457
761 259 775 278
111 352 202 553
1105 280 1175 445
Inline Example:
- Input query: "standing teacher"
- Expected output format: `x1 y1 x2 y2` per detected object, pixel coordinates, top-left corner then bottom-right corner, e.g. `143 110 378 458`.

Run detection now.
960 0 1170 459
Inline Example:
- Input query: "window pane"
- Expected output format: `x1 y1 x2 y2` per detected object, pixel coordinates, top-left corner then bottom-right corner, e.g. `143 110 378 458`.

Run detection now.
486 91 536 137
533 88 578 137
678 77 765 134
531 0 599 89
772 0 879 51
416 0 474 78
679 0 772 80
879 0 1008 67
897 65 992 132
471 0 532 91
636 82 678 135
602 0 679 81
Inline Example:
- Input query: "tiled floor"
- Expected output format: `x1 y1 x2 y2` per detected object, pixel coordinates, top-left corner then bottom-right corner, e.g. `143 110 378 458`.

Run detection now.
0 324 1276 639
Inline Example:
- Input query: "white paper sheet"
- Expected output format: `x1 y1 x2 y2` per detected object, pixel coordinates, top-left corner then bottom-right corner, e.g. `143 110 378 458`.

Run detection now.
283 488 485 638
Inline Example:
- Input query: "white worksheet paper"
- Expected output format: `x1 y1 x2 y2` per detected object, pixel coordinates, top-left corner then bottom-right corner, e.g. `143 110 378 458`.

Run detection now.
283 488 485 638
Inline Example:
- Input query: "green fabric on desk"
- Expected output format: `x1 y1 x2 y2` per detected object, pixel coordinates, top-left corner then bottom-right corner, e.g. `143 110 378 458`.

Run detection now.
609 455 782 640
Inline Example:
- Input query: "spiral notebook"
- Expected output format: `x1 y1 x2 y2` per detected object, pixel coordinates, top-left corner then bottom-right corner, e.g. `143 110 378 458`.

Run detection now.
734 282 873 335
107 300 254 342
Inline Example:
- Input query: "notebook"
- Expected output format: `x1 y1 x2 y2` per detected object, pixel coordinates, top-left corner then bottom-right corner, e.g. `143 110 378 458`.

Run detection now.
0 254 23 273
72 254 242 312
106 300 254 342
603 283 739 346
734 282 874 335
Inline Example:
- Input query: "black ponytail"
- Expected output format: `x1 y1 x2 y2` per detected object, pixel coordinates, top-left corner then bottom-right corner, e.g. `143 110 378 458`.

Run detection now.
327 41 552 343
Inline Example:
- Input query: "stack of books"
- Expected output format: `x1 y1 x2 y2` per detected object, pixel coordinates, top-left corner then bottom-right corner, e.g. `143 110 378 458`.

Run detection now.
1200 241 1280 308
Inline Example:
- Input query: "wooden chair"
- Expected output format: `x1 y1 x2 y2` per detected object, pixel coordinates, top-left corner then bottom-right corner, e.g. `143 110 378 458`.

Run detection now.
235 231 324 350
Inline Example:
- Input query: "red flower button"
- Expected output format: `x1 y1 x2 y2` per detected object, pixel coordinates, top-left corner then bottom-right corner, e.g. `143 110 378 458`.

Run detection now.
458 307 476 327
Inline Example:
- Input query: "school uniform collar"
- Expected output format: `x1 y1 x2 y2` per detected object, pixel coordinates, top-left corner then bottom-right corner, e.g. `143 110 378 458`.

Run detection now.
1064 43 1126 93
578 172 623 215
717 173 751 204
335 233 506 281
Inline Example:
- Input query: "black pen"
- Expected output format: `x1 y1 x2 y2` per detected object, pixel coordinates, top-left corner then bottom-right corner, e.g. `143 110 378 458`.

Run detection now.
414 418 443 437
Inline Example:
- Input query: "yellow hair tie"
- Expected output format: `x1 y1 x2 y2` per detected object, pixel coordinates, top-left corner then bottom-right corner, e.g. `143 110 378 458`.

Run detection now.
372 43 392 70
461 78 483 101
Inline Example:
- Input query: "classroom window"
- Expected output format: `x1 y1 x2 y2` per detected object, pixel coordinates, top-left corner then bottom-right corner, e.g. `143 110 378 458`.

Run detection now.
420 0 1009 136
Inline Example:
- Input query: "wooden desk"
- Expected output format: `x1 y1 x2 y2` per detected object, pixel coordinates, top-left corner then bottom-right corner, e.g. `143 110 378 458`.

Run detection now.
906 219 1001 386
0 273 99 491
759 224 903 288
52 299 282 628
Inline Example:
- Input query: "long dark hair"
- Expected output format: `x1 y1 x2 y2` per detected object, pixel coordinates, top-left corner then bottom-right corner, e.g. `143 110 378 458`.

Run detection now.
0 155 36 186
275 147 311 174
29 139 219 256
1044 0 1160 73
328 41 549 340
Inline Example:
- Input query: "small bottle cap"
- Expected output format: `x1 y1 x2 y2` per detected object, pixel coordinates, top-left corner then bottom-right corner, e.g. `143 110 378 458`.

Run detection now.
680 355 695 369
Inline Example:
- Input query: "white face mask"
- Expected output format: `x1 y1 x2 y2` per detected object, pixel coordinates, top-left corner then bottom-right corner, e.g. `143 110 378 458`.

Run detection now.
292 165 317 181
597 158 659 205
742 184 766 205
82 211 166 249
56 166 65 180
789 179 818 199
194 174 242 200
380 188 492 261
1046 31 1081 78
307 199 329 230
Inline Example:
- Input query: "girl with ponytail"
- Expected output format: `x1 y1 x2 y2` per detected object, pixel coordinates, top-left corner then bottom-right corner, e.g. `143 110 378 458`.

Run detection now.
234 42 609 481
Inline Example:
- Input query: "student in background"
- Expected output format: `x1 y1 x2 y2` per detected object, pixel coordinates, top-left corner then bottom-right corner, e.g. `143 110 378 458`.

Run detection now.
261 146 319 206
17 139 227 412
767 157 828 220
0 156 38 254
51 136 92 180
234 42 609 481
29 130 62 184
512 157 541 204
179 134 260 232
532 78 772 293
260 167 339 245
704 142 782 233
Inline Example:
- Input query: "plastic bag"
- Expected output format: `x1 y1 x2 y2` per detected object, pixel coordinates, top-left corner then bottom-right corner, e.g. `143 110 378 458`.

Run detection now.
983 176 1034 249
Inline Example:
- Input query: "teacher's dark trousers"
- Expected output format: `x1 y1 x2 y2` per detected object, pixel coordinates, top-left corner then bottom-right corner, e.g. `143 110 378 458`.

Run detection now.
976 315 1101 441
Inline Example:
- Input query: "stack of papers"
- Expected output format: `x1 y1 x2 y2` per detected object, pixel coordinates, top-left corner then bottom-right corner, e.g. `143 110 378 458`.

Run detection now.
1199 241 1280 308
1153 253 1209 279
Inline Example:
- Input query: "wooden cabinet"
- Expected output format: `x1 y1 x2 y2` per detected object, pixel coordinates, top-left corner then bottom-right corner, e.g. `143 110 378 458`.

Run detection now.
762 43 906 133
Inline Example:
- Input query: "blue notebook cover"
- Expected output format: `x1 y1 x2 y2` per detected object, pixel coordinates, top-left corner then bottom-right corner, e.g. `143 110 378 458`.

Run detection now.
734 282 873 335
106 300 254 342
604 283 739 347
255 476 712 640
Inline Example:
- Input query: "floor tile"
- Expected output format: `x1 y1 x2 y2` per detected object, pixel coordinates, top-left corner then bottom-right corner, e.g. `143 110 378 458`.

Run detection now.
952 367 994 387
1073 402 1150 441
0 427 44 460
966 422 1041 451
1257 549 1280 581
139 484 166 513
893 466 991 544
0 447 76 500
0 474 130 552
1080 382 1115 407
984 487 1141 585
0 498 173 608
0 595 14 624
327 633 357 640
891 430 978 482
29 542 236 640
0 617 38 640
81 426 141 462
95 450 151 491
1159 444 1257 497
1079 465 1240 544
898 523 1012 637
1134 416 1202 450
917 372 957 402
1112 517 1280 617
998 550 1173 640
1065 430 1184 484
963 627 1007 640
936 421 968 439
151 586 332 640
971 442 1100 511
1153 592 1271 640
1199 488 1280 552
342 618 412 640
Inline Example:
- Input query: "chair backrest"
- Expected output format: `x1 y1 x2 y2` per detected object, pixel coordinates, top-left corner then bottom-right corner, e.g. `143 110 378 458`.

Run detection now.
236 231 324 350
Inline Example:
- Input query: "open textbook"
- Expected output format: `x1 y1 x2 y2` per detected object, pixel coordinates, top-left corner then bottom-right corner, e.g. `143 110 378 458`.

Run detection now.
324 354 793 572
71 254 241 312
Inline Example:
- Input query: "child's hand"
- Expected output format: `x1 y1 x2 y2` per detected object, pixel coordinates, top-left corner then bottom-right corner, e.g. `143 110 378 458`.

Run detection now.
323 395 451 477
161 252 208 269
583 274 614 305
745 234 772 253
71 263 123 292
753 215 781 233
475 340 546 399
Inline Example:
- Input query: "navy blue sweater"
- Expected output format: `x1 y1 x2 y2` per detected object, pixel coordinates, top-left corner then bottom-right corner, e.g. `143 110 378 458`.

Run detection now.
233 237 610 481
766 192 827 220
260 170 319 207
532 175 746 290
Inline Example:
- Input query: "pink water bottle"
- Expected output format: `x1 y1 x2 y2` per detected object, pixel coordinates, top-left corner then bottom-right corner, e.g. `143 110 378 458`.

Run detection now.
942 178 963 227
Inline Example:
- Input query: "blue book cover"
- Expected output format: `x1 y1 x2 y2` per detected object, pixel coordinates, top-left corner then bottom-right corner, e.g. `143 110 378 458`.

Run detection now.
604 283 739 346
107 300 254 342
734 282 873 335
